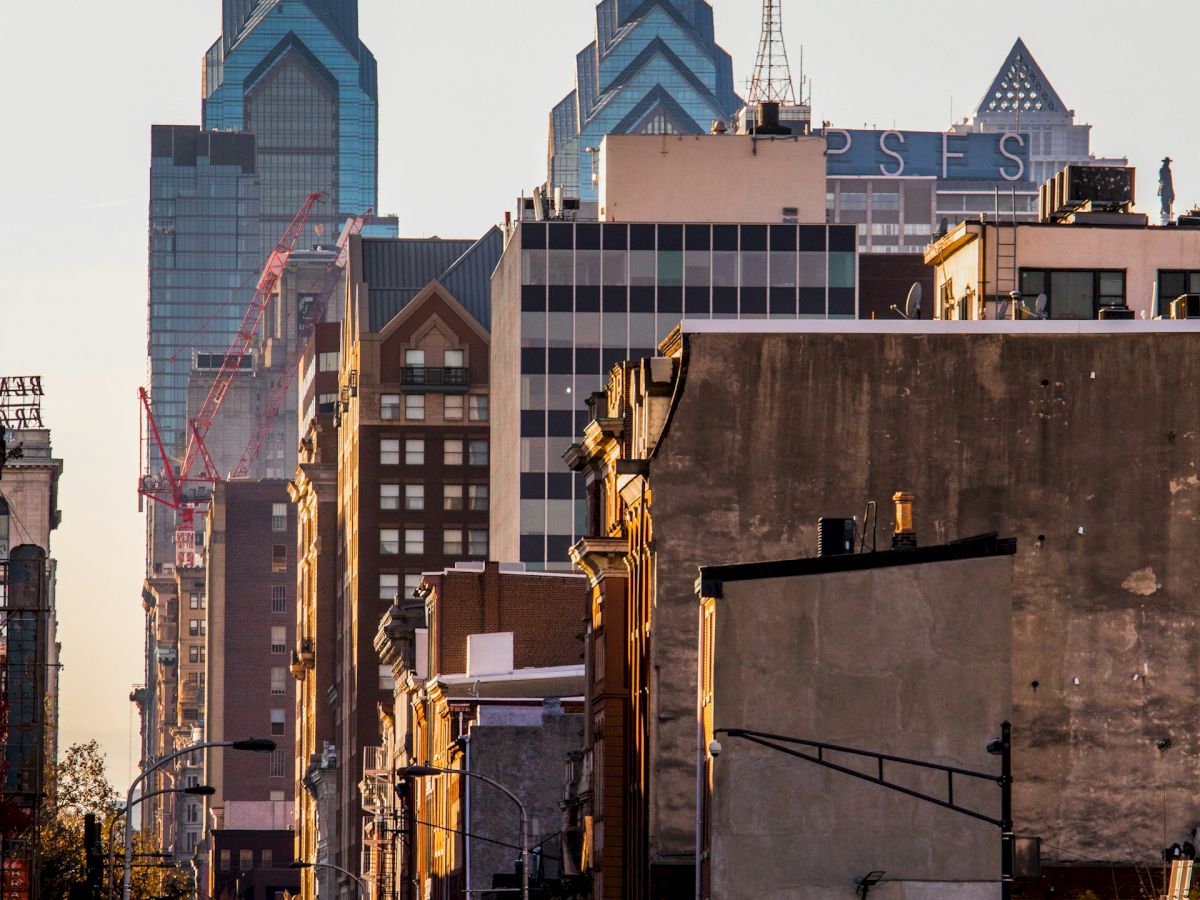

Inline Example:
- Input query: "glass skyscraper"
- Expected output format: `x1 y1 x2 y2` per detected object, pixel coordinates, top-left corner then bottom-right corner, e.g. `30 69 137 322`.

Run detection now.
548 0 742 203
203 0 383 248
148 125 261 460
146 0 387 570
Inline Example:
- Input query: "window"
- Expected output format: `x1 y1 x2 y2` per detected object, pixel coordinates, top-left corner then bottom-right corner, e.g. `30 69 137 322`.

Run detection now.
270 667 286 695
405 439 425 465
381 439 400 465
444 529 464 555
189 593 200 609
189 619 199 637
1019 268 1126 319
469 484 488 511
240 849 254 869
200 620 206 636
186 803 198 823
405 484 425 510
270 749 286 778
444 349 464 367
379 664 395 691
381 529 400 554
444 485 464 511
380 483 400 510
270 626 286 654
272 545 287 572
220 850 231 871
444 440 464 465
406 394 425 420
381 394 400 420
261 849 273 869
468 441 488 466
271 585 286 613
318 351 340 372
380 573 399 601
271 503 287 531
405 529 424 555
469 529 488 556
271 708 286 735
469 395 489 421
1157 270 1200 316
189 646 199 663
404 573 422 596
405 349 426 366
444 394 464 420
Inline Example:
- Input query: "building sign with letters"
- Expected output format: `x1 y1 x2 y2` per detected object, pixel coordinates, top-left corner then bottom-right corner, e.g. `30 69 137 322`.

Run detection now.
0 376 45 430
824 129 1031 182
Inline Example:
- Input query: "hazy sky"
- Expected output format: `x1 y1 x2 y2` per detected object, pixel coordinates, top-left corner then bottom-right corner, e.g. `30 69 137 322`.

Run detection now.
1 0 1197 785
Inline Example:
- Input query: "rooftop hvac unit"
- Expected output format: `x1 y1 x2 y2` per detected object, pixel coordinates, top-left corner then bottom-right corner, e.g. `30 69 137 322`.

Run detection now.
1170 295 1200 319
817 517 856 557
1098 305 1135 320
1039 165 1135 221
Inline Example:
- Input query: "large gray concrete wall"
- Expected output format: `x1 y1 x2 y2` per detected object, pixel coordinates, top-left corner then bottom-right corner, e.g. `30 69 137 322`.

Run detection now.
712 557 1012 898
648 329 1200 864
468 706 585 892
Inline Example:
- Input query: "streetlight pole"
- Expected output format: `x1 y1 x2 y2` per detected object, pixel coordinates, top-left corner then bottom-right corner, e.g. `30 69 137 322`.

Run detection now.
122 738 273 900
289 859 367 899
715 722 1014 899
399 763 529 900
107 784 214 900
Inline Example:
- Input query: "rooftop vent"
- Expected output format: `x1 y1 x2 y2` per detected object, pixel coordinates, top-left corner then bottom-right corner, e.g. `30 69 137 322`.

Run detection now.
892 492 916 551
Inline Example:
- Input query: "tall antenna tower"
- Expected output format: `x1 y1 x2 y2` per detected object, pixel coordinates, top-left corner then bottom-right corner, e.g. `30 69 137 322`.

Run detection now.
747 0 797 105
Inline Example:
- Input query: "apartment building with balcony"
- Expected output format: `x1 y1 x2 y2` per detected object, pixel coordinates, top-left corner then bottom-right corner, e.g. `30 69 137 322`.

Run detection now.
301 230 499 887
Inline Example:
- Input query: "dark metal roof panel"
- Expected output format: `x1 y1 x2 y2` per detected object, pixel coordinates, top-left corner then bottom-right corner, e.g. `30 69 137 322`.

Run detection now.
437 227 504 329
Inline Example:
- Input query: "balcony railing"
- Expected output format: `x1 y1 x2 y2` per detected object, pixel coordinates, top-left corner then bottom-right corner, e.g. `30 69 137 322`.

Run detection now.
400 366 468 392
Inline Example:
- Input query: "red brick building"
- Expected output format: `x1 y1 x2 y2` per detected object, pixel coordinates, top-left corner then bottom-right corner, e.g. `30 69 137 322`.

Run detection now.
205 479 297 894
314 233 494 883
374 562 588 899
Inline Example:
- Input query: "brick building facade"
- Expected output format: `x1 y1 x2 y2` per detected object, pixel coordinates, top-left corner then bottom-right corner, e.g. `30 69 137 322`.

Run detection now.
205 479 297 894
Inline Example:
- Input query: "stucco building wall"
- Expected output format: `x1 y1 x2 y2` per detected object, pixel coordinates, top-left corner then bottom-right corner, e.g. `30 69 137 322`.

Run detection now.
645 323 1200 864
707 554 1013 898
598 134 827 224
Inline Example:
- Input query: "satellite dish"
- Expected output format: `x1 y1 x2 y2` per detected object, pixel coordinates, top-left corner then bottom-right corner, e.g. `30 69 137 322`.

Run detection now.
1035 293 1048 319
904 283 922 319
935 217 950 239
996 299 1011 321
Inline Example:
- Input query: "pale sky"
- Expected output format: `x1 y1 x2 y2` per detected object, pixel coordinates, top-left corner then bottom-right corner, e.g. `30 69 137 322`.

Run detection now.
0 0 1196 785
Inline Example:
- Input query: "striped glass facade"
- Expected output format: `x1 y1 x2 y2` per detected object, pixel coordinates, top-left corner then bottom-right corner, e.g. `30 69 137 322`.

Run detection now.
510 220 856 566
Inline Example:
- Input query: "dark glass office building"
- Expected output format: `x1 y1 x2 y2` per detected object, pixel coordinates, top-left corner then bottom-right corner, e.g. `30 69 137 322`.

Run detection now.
148 125 261 458
203 0 383 247
490 220 857 567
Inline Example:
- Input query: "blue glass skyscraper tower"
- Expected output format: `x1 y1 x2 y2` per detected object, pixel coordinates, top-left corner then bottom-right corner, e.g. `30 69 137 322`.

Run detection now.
549 0 742 202
203 0 381 246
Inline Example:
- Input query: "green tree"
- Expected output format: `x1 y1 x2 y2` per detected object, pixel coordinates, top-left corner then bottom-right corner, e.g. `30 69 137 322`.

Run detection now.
32 740 190 899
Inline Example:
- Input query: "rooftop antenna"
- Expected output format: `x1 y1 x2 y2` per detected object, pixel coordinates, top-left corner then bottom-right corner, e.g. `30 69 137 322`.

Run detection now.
747 0 797 105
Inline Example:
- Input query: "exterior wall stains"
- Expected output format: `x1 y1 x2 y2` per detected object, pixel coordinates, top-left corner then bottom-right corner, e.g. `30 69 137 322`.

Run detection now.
645 328 1200 864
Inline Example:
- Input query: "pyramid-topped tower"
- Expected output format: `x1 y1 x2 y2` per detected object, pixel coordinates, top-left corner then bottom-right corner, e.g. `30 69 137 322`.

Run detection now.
952 37 1125 186
547 0 742 203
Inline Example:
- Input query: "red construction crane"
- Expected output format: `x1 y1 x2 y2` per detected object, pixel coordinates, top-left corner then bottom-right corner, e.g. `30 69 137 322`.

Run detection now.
138 192 323 567
229 208 369 479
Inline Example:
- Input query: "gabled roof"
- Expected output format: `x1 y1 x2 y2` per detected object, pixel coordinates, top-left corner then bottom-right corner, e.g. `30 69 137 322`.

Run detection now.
361 231 501 333
975 38 1068 118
